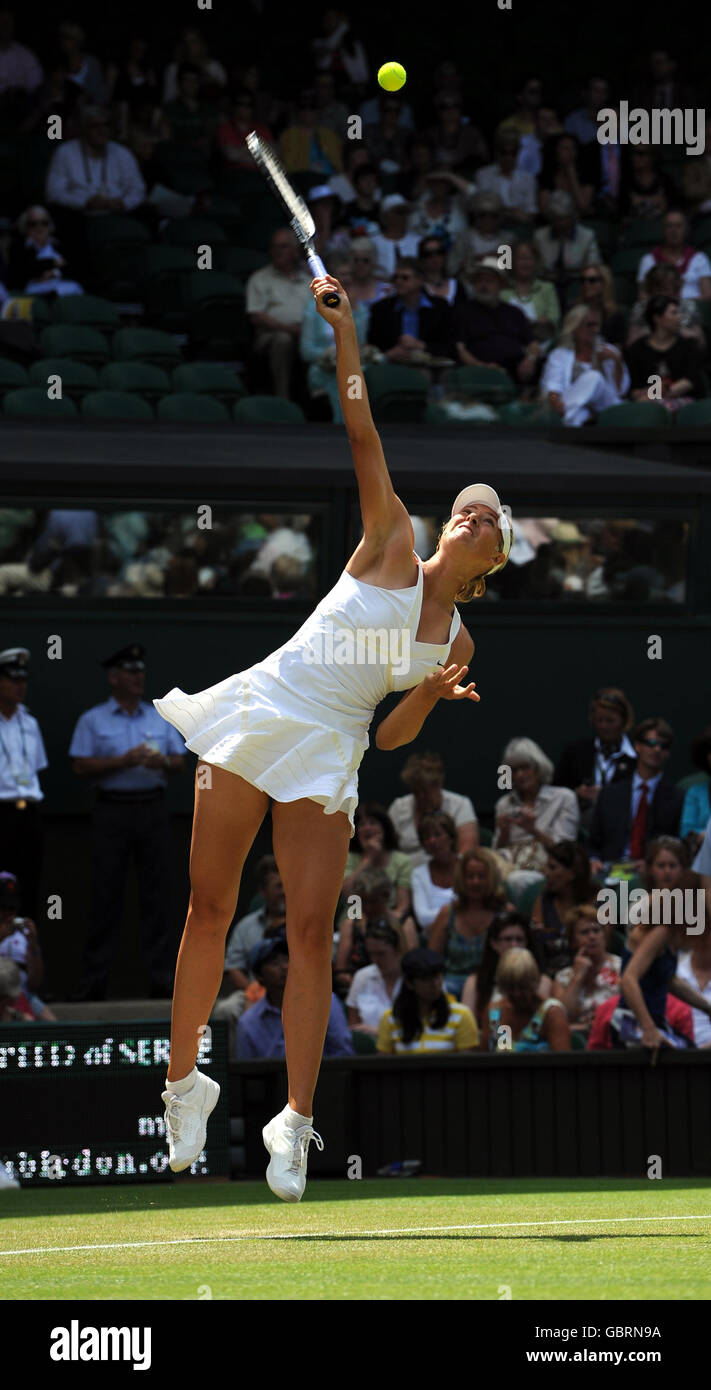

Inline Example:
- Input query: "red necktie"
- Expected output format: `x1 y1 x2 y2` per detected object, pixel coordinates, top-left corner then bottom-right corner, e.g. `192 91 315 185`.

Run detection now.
629 782 648 858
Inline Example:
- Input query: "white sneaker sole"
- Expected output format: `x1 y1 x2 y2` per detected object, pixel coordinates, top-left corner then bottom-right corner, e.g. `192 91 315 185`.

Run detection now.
167 1074 220 1173
262 1118 306 1203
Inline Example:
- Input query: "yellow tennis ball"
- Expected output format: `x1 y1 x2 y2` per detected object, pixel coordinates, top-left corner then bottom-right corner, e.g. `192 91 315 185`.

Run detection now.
378 61 406 92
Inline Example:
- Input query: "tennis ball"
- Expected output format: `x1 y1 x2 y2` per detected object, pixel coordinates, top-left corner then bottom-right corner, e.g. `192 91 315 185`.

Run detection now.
377 61 406 92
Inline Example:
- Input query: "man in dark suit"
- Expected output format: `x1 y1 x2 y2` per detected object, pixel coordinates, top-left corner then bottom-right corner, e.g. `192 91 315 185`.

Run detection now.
367 256 455 361
452 256 540 383
631 49 697 115
589 717 684 869
555 686 637 832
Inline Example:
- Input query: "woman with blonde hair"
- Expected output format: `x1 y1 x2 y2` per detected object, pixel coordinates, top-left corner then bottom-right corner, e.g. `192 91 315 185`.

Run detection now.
428 846 506 997
481 947 570 1051
539 303 629 425
387 748 478 866
574 264 626 347
347 237 392 307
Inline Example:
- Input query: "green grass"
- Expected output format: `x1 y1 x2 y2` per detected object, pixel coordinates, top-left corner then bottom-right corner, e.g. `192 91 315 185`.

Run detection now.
2 1178 710 1300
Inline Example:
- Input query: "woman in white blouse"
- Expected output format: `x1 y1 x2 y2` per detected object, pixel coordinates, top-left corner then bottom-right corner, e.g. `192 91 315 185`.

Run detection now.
346 922 403 1034
540 304 629 426
493 737 579 877
411 811 459 934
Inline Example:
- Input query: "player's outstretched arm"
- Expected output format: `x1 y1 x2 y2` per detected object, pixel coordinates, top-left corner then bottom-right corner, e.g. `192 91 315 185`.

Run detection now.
311 274 411 544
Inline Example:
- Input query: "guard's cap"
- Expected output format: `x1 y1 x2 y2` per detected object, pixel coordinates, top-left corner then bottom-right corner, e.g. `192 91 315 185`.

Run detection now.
101 643 146 671
450 484 512 576
0 647 30 677
248 933 289 974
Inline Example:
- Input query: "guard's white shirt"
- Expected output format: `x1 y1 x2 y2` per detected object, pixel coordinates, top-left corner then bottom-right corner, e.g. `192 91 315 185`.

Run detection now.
45 138 146 212
0 704 48 801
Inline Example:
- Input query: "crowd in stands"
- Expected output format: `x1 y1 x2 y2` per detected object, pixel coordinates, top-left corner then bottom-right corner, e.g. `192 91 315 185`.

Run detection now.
1 14 711 424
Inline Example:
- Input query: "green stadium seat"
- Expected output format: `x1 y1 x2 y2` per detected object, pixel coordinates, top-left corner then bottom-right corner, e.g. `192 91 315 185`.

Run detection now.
350 1029 377 1055
596 402 673 427
157 392 231 423
201 195 243 238
674 400 711 427
29 358 99 400
364 363 429 423
139 246 196 330
3 387 78 417
87 216 152 298
182 271 245 306
163 218 227 248
214 245 267 278
580 218 618 254
444 363 517 404
99 362 172 402
87 216 151 250
172 363 244 406
112 328 182 369
217 168 265 198
51 295 121 331
81 390 154 420
610 247 645 280
39 325 110 366
621 218 663 248
187 287 251 358
30 297 53 325
424 401 449 423
497 400 562 427
0 360 29 395
677 771 708 791
233 395 305 423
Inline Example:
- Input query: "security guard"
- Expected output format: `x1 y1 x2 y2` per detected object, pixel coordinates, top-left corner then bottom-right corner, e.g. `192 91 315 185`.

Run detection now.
0 647 47 918
69 644 185 1000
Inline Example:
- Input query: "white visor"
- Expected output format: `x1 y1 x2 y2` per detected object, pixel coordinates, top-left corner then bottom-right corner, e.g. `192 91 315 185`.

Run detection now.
450 483 512 575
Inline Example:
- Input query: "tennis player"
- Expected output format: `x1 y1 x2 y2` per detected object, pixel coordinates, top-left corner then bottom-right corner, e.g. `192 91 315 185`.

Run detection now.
155 273 512 1201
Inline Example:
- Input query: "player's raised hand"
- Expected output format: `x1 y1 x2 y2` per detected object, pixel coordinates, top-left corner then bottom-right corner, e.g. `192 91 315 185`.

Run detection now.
422 664 480 703
311 275 352 327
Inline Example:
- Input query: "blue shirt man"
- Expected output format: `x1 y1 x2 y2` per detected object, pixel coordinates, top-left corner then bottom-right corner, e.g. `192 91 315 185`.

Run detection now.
69 643 184 790
236 937 354 1061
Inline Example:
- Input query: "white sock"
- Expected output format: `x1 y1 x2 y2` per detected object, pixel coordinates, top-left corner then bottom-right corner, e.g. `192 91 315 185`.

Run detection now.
282 1103 312 1128
165 1067 198 1095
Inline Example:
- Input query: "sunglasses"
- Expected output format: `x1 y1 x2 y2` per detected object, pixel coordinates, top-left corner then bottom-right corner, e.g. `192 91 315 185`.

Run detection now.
640 737 670 749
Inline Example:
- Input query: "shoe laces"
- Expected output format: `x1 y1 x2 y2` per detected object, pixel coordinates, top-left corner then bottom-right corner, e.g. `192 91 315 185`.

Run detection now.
164 1093 189 1139
288 1124 324 1173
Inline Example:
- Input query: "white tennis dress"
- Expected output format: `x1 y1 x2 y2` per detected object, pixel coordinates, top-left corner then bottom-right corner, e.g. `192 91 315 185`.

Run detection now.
154 553 461 837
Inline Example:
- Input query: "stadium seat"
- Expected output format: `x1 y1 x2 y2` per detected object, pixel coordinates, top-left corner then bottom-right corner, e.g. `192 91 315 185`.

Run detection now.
580 218 618 254
29 358 99 401
112 328 182 370
172 363 244 406
201 195 243 238
87 215 152 297
363 363 429 422
39 325 110 366
51 295 121 331
233 395 306 423
163 218 227 248
674 400 711 427
81 390 154 421
30 296 52 325
444 364 517 404
214 246 267 279
424 401 450 423
595 402 673 427
3 387 78 417
497 400 562 427
99 362 172 402
157 392 231 423
217 168 265 198
676 770 708 791
620 218 664 248
690 213 711 250
87 216 152 250
185 274 250 358
139 246 196 330
610 247 644 281
0 360 29 396
182 272 245 306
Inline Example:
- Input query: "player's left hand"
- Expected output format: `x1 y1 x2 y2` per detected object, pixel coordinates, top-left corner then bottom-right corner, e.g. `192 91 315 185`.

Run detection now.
422 663 479 702
311 275 352 327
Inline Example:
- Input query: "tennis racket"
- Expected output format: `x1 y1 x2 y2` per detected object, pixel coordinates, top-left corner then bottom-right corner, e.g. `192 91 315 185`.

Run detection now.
246 131 340 307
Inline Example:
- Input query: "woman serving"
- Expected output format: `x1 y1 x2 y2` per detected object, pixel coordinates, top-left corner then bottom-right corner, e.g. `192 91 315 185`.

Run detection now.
154 272 512 1202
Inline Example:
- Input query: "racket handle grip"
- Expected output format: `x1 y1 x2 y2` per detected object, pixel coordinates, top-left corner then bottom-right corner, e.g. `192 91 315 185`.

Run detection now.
307 250 340 307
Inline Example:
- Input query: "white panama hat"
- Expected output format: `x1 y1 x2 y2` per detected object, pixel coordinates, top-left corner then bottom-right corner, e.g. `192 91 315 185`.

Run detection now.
450 484 512 575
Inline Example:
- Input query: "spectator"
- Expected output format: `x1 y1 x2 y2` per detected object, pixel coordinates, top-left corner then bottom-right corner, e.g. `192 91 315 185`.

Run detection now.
538 132 595 218
681 114 711 216
306 184 350 258
335 866 417 996
161 25 226 103
493 736 579 877
631 48 697 113
532 190 601 307
377 948 479 1053
626 294 706 411
346 921 404 1033
236 936 354 1060
367 255 455 362
681 726 711 853
530 841 594 975
0 874 55 1019
105 36 160 131
481 947 570 1051
279 88 343 176
398 134 436 203
587 972 693 1048
499 74 544 139
475 128 537 222
516 105 565 180
428 847 505 997
589 718 684 872
693 817 711 930
337 164 381 237
459 190 506 265
636 210 711 301
300 253 372 421
427 94 488 173
311 9 369 88
216 90 272 168
363 94 410 175
453 256 540 383
500 241 561 343
554 686 637 825
618 146 674 222
313 69 349 135
7 206 82 297
676 919 711 1047
616 908 711 1051
163 62 219 153
0 957 36 1022
222 856 286 995
338 237 385 307
419 234 458 305
573 263 627 348
45 104 146 273
626 263 705 348
371 195 419 277
231 60 284 132
0 647 47 918
387 750 478 867
410 811 459 933
360 84 414 133
552 905 621 1041
0 7 42 109
462 908 551 1023
407 170 471 264
55 19 106 106
341 801 413 917
247 514 314 581
564 77 611 146
329 140 371 204
246 228 312 398
540 304 629 426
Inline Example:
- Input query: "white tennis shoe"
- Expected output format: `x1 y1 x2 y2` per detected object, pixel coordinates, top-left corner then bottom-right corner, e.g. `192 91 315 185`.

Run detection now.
162 1070 220 1173
262 1111 324 1202
0 1160 20 1189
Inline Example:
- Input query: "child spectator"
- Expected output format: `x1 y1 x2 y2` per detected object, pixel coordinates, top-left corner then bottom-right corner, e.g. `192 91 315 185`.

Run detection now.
346 921 403 1034
377 948 479 1053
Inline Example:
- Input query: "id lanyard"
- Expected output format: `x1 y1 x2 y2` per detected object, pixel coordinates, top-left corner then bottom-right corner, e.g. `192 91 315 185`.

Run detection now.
0 714 32 788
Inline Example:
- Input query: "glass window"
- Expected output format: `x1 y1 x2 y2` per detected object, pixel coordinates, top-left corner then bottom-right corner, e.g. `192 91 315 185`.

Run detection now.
0 508 320 601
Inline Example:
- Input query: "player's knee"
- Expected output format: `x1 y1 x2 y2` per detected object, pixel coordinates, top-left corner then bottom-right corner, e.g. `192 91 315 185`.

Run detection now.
287 913 333 956
188 889 235 935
